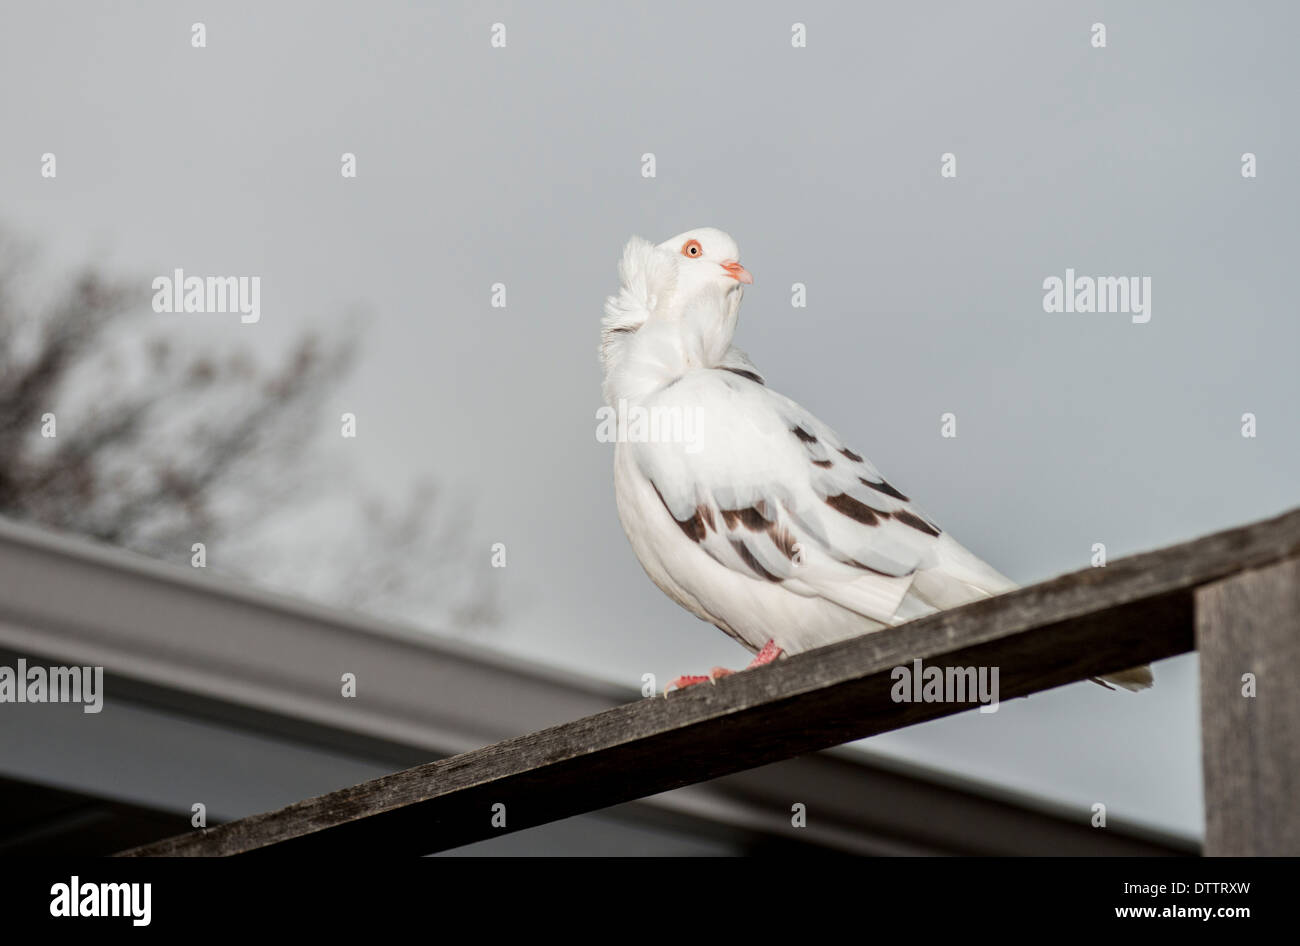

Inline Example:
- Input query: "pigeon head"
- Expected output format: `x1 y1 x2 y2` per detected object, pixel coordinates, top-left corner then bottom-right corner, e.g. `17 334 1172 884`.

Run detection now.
600 227 751 404
657 227 753 299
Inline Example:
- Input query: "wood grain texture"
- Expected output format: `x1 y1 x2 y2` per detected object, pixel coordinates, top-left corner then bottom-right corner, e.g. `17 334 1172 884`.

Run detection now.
120 507 1300 857
1197 556 1300 855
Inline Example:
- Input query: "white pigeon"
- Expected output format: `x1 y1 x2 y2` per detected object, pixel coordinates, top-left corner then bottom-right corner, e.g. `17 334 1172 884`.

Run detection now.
601 227 1153 693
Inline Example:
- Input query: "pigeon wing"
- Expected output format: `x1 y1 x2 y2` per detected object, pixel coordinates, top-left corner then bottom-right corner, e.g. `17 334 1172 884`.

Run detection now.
630 370 956 626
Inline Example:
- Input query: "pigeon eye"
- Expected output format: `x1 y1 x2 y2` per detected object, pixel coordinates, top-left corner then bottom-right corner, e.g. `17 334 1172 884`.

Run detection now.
681 239 702 258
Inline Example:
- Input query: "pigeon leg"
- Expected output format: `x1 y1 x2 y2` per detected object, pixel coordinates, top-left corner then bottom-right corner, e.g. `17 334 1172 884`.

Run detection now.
747 639 783 668
666 641 786 695
710 641 783 679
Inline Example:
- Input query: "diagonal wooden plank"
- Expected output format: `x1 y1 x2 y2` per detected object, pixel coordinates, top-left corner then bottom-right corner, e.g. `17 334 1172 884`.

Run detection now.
119 508 1300 856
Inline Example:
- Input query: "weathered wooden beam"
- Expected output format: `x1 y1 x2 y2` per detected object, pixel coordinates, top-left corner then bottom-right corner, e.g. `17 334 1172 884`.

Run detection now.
120 508 1300 857
1197 556 1300 855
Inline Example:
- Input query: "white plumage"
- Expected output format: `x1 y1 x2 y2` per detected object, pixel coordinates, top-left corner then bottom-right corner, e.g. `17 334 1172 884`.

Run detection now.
601 227 1151 692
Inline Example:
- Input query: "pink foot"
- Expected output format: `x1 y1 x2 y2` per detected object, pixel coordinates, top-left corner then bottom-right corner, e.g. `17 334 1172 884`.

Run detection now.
747 639 783 668
664 674 711 695
663 641 784 696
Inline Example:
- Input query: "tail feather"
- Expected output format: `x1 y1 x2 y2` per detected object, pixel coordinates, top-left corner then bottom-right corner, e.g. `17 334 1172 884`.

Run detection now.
907 534 1017 611
1094 665 1154 691
909 536 1155 692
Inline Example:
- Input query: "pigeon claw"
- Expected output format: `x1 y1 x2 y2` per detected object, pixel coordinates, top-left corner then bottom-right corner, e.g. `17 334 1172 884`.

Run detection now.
664 642 787 696
664 674 711 696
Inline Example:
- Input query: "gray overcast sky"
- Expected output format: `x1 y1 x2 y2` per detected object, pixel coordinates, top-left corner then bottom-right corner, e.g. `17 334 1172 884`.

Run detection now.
3 1 1297 838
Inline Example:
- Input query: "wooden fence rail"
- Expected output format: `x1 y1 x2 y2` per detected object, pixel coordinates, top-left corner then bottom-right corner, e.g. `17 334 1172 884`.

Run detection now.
120 508 1300 857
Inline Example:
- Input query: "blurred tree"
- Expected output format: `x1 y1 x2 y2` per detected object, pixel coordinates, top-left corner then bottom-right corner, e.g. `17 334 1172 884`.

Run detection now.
0 231 497 632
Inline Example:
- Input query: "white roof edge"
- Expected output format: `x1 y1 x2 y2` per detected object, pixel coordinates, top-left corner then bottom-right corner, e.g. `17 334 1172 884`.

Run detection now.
0 515 617 690
0 515 627 750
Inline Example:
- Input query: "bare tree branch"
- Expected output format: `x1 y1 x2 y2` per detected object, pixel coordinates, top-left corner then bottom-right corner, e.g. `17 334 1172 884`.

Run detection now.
0 228 497 633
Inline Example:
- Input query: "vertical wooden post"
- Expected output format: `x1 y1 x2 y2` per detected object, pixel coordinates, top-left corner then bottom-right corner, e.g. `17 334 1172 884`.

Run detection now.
1196 557 1300 855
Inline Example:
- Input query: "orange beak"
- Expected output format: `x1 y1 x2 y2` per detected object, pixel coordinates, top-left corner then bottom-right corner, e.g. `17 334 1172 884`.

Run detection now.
721 260 753 284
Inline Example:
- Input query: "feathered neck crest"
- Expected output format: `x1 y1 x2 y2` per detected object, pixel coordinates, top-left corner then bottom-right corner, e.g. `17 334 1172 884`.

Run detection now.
601 237 675 336
599 235 759 406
